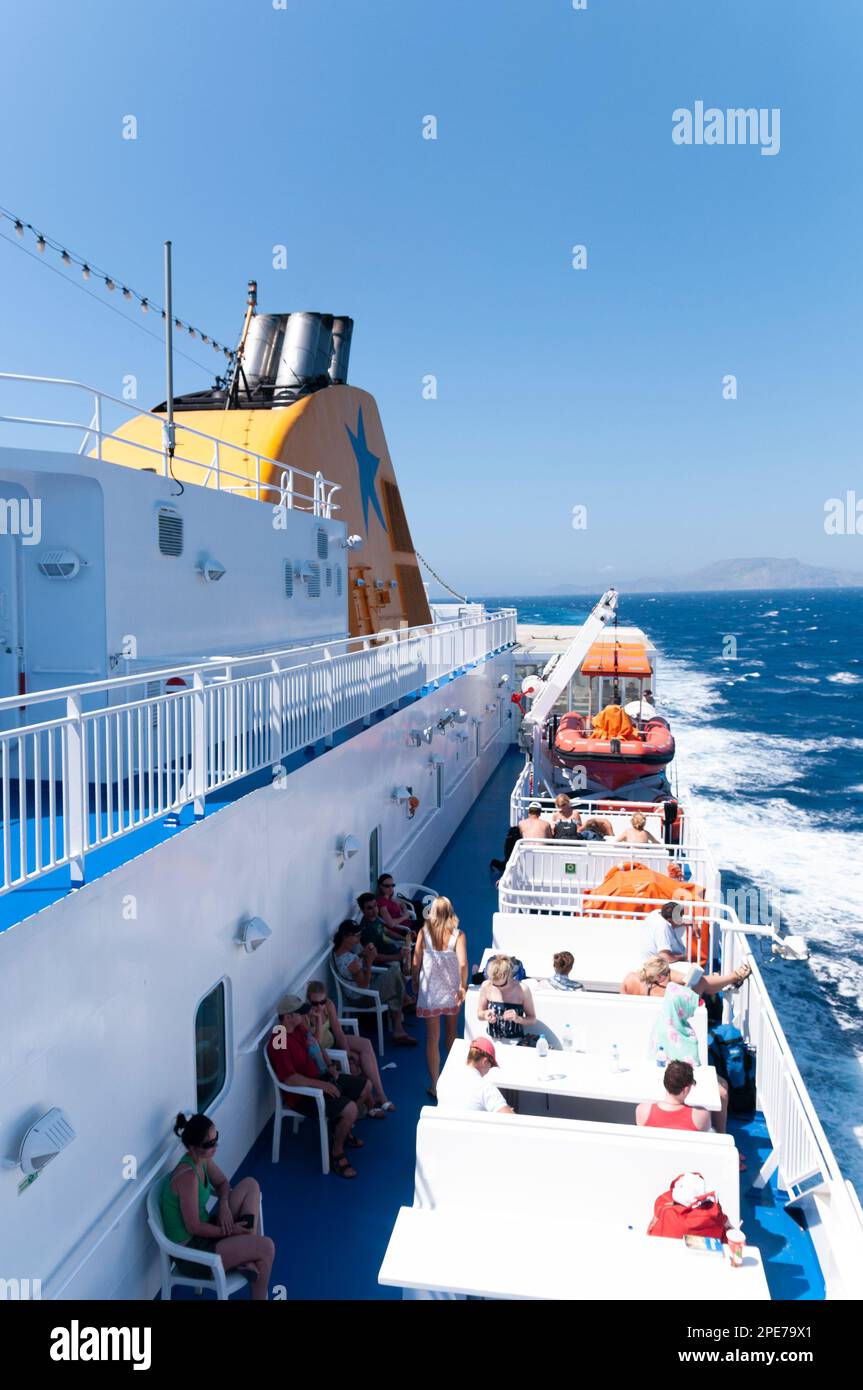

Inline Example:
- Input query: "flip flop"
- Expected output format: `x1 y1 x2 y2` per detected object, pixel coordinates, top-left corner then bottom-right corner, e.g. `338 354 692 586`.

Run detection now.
331 1154 357 1179
733 964 752 989
344 1133 364 1149
393 1034 418 1047
368 1106 388 1118
379 1100 396 1112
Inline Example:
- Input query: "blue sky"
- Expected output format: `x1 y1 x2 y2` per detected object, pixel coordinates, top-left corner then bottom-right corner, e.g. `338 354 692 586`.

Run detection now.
1 0 861 593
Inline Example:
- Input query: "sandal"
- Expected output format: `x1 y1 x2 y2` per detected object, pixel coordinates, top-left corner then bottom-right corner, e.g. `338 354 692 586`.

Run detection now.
344 1133 364 1149
330 1153 357 1179
368 1106 388 1118
393 1034 418 1047
426 1087 438 1101
379 1100 396 1112
733 963 752 989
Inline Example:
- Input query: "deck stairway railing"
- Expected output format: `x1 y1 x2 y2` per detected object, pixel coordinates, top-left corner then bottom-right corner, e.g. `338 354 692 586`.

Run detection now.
0 609 517 896
0 373 341 515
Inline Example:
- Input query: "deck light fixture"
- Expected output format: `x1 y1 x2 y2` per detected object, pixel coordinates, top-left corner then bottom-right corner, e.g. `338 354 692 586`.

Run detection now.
391 786 412 803
237 916 272 954
429 753 445 767
497 674 510 688
336 834 361 867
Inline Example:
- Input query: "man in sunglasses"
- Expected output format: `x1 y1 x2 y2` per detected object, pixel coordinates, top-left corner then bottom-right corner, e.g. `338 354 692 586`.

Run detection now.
357 893 411 977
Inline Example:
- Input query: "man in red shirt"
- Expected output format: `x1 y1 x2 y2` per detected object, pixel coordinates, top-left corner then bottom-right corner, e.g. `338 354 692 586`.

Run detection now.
267 993 371 1178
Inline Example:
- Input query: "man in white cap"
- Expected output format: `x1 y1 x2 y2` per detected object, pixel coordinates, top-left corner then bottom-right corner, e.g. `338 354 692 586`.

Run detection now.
436 1038 514 1115
518 800 552 841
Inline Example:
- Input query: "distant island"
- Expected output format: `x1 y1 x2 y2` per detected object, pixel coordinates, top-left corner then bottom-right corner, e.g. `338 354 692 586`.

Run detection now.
549 558 863 595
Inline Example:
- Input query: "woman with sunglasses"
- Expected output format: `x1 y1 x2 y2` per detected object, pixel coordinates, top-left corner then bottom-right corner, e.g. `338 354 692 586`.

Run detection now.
376 873 416 939
305 980 395 1116
160 1113 275 1300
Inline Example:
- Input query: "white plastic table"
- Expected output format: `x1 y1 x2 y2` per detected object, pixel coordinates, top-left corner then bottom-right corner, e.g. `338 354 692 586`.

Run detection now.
447 1037 722 1111
378 1207 770 1300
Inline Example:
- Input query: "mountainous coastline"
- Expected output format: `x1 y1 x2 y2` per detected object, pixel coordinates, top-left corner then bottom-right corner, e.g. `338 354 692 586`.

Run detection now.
550 558 863 594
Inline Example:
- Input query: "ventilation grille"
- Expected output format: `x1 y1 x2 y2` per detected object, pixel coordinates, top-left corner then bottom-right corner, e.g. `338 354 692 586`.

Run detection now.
158 508 183 557
395 564 430 626
336 565 343 597
316 527 329 559
383 481 414 553
325 565 333 588
306 562 321 598
284 560 293 598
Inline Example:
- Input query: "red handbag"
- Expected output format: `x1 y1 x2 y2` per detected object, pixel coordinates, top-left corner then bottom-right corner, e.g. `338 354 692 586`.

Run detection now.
647 1172 728 1242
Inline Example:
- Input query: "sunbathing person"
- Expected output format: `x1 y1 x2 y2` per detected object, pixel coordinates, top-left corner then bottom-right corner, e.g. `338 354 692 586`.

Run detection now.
620 954 752 999
161 1115 275 1297
478 955 537 1041
615 811 659 845
306 979 395 1114
518 800 553 840
332 921 416 1047
268 992 373 1178
358 892 411 974
635 1060 711 1132
375 873 416 938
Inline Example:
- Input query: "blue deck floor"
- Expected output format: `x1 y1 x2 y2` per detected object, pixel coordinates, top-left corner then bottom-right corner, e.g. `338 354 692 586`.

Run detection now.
216 746 825 1301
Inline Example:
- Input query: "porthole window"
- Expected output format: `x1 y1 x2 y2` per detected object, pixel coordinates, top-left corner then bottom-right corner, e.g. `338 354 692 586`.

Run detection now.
195 981 227 1112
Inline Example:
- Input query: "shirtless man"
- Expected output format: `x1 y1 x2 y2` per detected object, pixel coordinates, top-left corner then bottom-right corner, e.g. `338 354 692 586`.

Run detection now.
518 800 553 840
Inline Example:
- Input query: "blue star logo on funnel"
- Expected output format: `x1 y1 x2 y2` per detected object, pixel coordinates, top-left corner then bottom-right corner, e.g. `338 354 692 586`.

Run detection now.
347 406 388 535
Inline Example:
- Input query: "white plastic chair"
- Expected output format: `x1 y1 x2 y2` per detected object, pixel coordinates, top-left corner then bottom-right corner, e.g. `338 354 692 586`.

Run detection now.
146 1179 265 1302
264 1042 350 1174
394 882 438 923
330 954 392 1056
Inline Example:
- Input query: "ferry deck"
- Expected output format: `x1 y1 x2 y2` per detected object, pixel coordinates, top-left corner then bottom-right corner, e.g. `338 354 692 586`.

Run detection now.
219 748 824 1302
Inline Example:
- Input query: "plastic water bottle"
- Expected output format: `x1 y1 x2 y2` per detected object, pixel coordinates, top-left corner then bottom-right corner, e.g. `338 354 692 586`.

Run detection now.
563 1023 573 1053
610 1042 620 1073
536 1034 549 1059
656 1044 667 1070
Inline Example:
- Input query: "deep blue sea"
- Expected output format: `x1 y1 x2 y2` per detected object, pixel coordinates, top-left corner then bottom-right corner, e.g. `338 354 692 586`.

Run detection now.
485 590 863 1197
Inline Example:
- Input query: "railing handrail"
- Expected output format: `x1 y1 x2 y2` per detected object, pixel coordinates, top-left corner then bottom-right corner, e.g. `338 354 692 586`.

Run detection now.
0 371 340 493
0 609 518 715
0 608 518 898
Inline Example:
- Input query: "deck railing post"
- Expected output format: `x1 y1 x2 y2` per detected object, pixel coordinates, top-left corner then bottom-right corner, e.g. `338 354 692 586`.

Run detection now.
94 392 102 462
65 694 86 883
191 672 207 818
323 653 335 747
269 659 283 768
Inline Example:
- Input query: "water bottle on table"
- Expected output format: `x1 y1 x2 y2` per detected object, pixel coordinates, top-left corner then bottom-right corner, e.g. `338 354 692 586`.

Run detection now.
536 1034 549 1059
656 1044 666 1070
563 1023 573 1053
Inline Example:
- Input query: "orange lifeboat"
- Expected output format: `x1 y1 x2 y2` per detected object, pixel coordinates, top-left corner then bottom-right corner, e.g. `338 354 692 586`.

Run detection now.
553 708 675 792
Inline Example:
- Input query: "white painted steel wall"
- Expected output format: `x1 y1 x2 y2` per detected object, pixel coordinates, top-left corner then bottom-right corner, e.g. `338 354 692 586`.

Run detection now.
0 446 347 696
0 656 514 1300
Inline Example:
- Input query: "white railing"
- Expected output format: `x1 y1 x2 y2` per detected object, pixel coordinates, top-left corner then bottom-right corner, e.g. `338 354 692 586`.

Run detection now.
0 373 341 516
0 610 516 895
509 760 690 839
498 838 721 916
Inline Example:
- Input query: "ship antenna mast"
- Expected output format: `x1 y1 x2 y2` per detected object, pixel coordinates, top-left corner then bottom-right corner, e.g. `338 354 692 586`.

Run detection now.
226 279 257 409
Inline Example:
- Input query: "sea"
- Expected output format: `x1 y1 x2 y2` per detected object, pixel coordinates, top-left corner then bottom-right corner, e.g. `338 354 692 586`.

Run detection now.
485 589 863 1199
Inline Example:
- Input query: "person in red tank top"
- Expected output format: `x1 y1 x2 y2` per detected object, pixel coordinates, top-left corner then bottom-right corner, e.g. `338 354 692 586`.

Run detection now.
635 1060 712 1132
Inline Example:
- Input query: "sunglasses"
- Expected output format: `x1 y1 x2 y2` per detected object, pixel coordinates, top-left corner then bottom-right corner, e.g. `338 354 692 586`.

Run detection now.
309 998 327 1007
200 1132 219 1150
381 881 394 888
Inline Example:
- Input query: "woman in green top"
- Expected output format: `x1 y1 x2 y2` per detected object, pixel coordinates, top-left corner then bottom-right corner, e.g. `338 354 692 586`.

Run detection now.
161 1113 275 1300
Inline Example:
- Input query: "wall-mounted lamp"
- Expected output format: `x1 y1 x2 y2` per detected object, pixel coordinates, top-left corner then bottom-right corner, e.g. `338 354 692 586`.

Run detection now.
497 674 511 688
17 1108 76 1178
409 727 434 746
340 535 363 549
336 834 361 868
391 785 412 803
429 753 445 767
197 557 227 584
237 915 272 954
